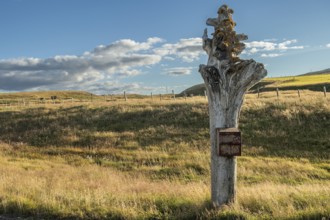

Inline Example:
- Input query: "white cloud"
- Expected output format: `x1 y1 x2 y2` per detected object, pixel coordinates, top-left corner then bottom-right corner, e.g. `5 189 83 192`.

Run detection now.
165 67 193 76
250 48 259 54
84 81 169 95
261 53 282 58
155 38 204 62
263 38 278 42
244 39 304 57
0 38 163 91
0 37 205 92
326 43 330 48
245 41 276 51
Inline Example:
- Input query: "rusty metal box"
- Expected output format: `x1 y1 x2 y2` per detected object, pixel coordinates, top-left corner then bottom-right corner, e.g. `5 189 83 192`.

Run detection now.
217 128 241 157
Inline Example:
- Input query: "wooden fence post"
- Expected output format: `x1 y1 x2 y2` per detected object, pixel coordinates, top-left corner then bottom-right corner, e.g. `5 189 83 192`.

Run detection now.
276 88 279 98
172 90 175 100
297 89 301 98
124 91 127 101
324 86 327 97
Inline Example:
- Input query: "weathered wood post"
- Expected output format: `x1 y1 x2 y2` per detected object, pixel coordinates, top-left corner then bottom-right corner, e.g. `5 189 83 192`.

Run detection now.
199 4 267 206
276 88 279 98
124 91 127 101
172 90 176 100
324 86 327 97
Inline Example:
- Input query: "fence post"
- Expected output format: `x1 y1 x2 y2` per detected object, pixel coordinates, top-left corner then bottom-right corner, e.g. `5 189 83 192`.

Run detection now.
204 90 207 100
257 87 260 98
324 86 327 97
297 89 301 98
172 90 175 100
276 88 279 98
151 92 153 100
124 91 127 101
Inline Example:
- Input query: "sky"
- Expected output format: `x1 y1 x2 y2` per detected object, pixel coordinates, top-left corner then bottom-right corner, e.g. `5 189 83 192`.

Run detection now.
1 0 330 94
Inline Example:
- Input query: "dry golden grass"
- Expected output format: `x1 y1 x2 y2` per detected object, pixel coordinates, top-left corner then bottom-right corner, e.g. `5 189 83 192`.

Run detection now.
0 90 329 219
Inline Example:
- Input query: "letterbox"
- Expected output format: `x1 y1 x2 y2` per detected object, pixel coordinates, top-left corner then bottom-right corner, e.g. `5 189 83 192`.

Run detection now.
217 128 241 157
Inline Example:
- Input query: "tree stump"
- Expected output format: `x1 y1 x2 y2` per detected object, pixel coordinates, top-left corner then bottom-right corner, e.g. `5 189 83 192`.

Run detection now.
199 4 267 206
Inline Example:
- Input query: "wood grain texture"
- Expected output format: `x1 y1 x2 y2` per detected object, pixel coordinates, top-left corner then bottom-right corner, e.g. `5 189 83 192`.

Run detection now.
199 4 267 206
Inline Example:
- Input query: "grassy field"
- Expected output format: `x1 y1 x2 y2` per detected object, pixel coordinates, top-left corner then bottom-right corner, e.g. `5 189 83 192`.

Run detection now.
0 91 329 219
263 73 330 88
181 73 330 96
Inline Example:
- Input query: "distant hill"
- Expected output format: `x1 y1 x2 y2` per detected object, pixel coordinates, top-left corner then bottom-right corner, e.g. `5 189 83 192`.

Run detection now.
0 91 151 102
0 90 94 100
181 72 330 96
300 68 330 76
179 84 205 96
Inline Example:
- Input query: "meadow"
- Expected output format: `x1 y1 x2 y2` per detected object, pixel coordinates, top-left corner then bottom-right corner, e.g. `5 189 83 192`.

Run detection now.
182 73 330 96
263 73 330 88
0 90 329 219
259 73 330 92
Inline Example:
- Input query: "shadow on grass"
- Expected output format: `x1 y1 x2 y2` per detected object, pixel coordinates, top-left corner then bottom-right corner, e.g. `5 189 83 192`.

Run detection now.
0 104 209 149
0 102 329 160
240 102 330 160
0 199 251 220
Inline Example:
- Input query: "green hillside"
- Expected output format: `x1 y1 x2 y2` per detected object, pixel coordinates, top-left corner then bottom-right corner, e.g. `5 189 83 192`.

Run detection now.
182 73 330 96
262 73 330 90
300 68 330 76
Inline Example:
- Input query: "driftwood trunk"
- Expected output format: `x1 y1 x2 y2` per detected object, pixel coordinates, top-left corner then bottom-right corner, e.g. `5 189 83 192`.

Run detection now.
199 5 267 206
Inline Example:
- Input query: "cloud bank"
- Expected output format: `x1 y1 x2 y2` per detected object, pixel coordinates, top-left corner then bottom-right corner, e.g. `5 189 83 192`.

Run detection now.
244 39 304 58
0 37 204 93
0 37 307 93
155 38 203 62
165 67 193 76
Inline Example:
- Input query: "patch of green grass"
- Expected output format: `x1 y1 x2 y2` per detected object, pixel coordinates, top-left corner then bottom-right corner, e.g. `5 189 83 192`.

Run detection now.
264 73 330 87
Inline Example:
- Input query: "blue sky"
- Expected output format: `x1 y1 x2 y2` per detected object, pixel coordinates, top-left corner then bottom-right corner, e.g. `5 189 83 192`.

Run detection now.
1 0 330 94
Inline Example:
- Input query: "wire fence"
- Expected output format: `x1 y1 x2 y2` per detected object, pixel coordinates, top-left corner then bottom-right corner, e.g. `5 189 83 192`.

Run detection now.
0 87 328 109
